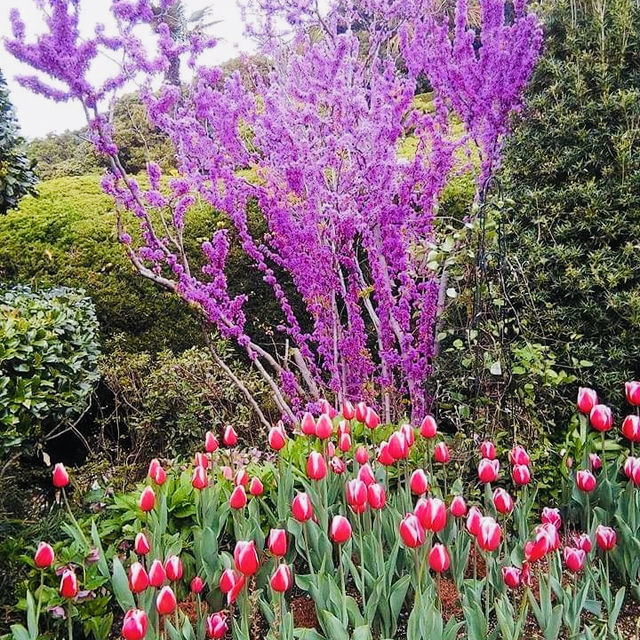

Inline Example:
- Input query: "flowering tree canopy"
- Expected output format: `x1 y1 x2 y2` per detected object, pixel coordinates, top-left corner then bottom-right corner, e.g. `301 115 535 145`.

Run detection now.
5 0 542 423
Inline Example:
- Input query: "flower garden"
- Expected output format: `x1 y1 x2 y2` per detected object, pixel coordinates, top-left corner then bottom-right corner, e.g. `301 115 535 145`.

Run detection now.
0 0 639 639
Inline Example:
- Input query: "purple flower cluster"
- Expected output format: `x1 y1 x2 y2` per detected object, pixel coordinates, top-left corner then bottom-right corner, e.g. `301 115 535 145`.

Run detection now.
5 0 541 422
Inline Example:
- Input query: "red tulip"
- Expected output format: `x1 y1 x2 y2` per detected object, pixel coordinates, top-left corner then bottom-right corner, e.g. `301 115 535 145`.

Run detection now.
129 562 149 594
148 559 166 587
577 387 598 414
378 441 395 466
512 464 531 486
234 540 259 576
576 469 596 492
355 446 369 465
206 613 228 639
227 573 246 605
399 513 425 548
589 453 602 471
122 609 148 640
219 568 238 594
420 415 438 438
410 469 429 495
268 424 287 450
223 425 238 446
342 400 356 420
388 431 408 460
428 544 450 572
249 477 264 496
563 547 586 572
270 564 293 592
205 431 219 453
346 478 368 510
492 488 513 515
59 569 78 598
330 515 353 543
152 465 167 485
450 495 467 518
315 414 333 439
466 506 482 536
595 525 616 551
191 576 205 593
156 586 177 615
573 532 592 553
34 542 55 569
355 402 368 423
433 442 450 463
338 432 352 452
138 486 155 512
301 412 316 436
148 458 161 479
415 497 446 532
306 451 327 480
268 529 288 556
192 465 208 490
622 415 640 442
478 458 499 483
480 441 496 460
626 382 640 407
234 469 249 486
292 492 313 522
525 533 550 563
330 456 346 474
52 463 69 488
165 555 183 581
364 407 380 430
367 483 386 510
477 516 501 552
502 566 521 588
541 507 562 530
509 445 530 466
590 404 613 432
230 485 248 509
134 532 151 556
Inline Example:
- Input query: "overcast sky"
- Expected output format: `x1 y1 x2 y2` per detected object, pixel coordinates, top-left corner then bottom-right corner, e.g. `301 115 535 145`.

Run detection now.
1 1 251 139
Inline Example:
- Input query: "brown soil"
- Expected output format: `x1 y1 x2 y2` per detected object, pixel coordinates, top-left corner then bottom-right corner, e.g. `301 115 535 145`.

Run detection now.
290 594 319 629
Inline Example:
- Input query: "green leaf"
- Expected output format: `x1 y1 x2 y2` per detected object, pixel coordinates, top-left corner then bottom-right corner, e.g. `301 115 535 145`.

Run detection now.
317 610 349 640
111 555 135 612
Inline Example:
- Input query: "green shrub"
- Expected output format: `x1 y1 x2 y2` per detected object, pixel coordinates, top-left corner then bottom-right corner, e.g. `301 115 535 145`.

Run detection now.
0 285 100 455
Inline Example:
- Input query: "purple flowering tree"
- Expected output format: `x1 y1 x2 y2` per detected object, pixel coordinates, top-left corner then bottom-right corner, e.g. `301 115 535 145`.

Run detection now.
5 0 542 424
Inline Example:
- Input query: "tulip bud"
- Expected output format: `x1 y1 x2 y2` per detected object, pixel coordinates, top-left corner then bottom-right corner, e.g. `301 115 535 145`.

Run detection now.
34 542 55 569
622 415 640 442
478 458 500 483
589 453 602 471
165 555 183 582
541 507 562 530
414 497 447 532
409 469 429 495
330 456 346 474
512 464 531 486
148 559 166 587
134 532 150 556
223 425 238 446
420 415 438 438
399 513 425 548
234 540 260 576
315 414 333 439
191 576 205 593
377 441 395 466
577 387 598 414
306 451 327 480
563 547 586 572
502 566 521 588
492 488 513 515
342 400 356 420
338 432 352 453
590 404 613 432
367 483 386 510
268 425 287 450
573 532 592 553
509 445 530 466
575 469 596 492
148 458 161 479
355 402 368 423
400 423 415 446
229 485 248 509
595 525 616 551
477 516 502 552
450 495 467 518
364 407 380 429
235 469 249 486
194 452 209 469
388 431 408 460
355 446 369 465
268 529 288 556
479 441 496 460
330 515 353 543
433 442 450 463
346 479 368 510
466 506 482 536
428 543 450 573
219 568 238 594
357 463 376 486
151 465 167 485
59 569 78 598
52 463 69 488
249 477 264 496
626 382 640 407
292 492 313 522
138 486 155 512
192 465 208 490
129 562 149 594
206 613 228 639
301 412 316 436
156 586 177 615
270 564 293 592
205 431 219 453
122 609 148 640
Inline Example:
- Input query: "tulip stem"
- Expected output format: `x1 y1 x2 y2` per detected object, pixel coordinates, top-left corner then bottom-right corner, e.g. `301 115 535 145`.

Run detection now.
302 524 315 576
36 570 44 623
601 431 607 473
280 591 286 640
67 602 73 640
339 546 348 626
62 488 89 549
358 515 367 615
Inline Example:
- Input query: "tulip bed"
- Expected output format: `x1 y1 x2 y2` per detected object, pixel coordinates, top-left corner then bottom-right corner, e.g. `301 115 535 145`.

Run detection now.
11 384 640 640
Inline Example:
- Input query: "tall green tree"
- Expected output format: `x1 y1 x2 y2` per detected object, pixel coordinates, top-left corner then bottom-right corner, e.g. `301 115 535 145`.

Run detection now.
0 69 37 214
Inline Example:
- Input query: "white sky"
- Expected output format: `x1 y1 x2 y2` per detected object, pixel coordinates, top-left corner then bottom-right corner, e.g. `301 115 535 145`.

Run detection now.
1 0 252 139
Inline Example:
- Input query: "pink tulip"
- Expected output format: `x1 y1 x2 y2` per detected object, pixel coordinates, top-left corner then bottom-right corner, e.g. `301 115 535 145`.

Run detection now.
450 495 467 518
165 555 183 581
590 404 613 432
194 452 209 469
346 478 368 510
34 542 55 569
122 609 148 640
292 493 313 522
342 400 356 420
52 463 70 488
595 525 616 551
388 431 408 460
315 414 333 439
270 564 293 592
355 445 369 464
621 415 640 442
589 453 602 471
249 477 264 496
401 423 415 447
330 457 346 474
509 445 531 466
466 506 482 536
420 415 438 438
478 458 499 483
541 507 562 530
234 540 259 576
301 412 316 436
409 469 429 495
364 407 380 430
536 522 560 551
59 569 78 598
480 441 496 460
415 497 446 532
399 513 425 548
367 483 386 510
206 613 228 639
512 464 531 486
576 469 596 492
477 516 501 552
428 544 450 572
502 566 521 588
229 485 248 509
355 402 368 423
192 465 208 490
156 586 177 615
306 451 327 480
148 559 166 587
205 431 219 453
577 387 598 414
268 425 287 450
338 432 352 452
357 463 376 486
129 562 149 594
191 576 205 593
626 381 640 407
148 458 161 479
433 442 450 463
377 441 395 466
330 515 353 543
563 547 586 572
138 486 155 512
223 425 238 446
234 469 249 486
573 532 592 553
268 529 288 556
219 568 238 594
492 488 513 515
